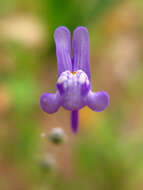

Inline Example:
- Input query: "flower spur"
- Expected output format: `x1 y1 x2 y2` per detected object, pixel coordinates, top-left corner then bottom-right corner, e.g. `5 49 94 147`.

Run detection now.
40 26 109 133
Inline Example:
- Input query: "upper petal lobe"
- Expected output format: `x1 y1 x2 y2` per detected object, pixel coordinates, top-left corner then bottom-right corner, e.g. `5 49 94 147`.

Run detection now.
72 26 90 80
54 26 72 75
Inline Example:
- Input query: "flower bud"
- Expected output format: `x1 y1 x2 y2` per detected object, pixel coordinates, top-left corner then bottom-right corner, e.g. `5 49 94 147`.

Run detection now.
48 128 66 144
38 154 55 172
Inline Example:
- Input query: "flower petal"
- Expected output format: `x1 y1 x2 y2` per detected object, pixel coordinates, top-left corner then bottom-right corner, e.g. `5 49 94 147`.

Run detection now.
54 26 72 76
71 111 79 133
87 91 109 112
72 26 90 80
40 92 61 114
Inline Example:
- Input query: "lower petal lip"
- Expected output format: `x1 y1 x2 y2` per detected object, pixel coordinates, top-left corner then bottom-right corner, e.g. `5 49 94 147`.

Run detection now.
61 101 86 111
86 91 109 112
40 92 61 114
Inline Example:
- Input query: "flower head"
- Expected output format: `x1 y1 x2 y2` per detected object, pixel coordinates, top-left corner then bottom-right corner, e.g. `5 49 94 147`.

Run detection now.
40 26 109 133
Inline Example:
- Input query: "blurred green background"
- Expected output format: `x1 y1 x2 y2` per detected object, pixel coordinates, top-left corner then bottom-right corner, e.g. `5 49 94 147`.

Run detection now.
0 0 143 189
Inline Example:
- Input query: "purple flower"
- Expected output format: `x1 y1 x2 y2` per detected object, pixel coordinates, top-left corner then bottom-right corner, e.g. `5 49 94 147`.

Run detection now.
40 26 109 133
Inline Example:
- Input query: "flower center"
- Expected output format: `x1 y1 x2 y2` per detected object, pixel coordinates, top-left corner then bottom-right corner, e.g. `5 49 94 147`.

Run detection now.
56 70 90 96
56 70 91 110
71 71 77 75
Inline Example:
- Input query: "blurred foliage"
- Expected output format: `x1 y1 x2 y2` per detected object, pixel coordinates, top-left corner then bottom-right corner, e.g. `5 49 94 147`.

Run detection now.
75 125 143 190
37 0 123 49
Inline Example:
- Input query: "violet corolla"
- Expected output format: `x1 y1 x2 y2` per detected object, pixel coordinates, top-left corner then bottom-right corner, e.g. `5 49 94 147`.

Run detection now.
40 26 109 133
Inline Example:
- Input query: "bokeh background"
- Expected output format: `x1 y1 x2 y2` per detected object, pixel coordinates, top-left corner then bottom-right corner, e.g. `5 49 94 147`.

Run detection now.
0 0 143 189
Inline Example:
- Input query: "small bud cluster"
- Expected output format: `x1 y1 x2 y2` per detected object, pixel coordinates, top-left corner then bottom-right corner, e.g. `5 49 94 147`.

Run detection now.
38 154 55 172
48 128 66 144
38 128 67 173
41 127 66 145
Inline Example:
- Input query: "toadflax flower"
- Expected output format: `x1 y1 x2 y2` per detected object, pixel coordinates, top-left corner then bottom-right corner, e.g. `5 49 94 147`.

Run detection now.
40 26 109 133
